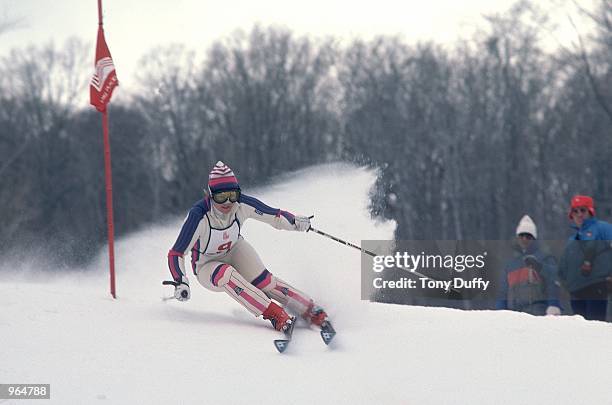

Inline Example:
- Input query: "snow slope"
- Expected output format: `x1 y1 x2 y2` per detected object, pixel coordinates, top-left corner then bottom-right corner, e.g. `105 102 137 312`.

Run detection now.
1 163 611 405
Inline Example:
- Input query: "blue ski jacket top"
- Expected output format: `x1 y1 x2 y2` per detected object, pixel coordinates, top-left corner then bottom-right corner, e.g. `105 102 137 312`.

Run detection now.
558 217 612 293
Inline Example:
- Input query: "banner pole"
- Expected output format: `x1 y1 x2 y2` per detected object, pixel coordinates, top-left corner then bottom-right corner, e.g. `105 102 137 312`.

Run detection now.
102 109 116 299
96 0 116 299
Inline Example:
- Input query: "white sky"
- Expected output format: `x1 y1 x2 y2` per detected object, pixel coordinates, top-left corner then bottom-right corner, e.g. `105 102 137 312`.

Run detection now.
0 0 595 92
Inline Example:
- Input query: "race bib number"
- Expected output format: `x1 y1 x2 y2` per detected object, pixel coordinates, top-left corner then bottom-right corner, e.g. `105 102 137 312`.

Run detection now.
216 241 232 254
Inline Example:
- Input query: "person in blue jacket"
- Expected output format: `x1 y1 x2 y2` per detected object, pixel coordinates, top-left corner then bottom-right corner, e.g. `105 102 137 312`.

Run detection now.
558 195 612 321
496 215 561 316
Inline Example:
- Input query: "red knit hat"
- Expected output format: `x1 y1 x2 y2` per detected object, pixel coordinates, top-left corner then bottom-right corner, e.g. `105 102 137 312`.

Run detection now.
568 195 595 219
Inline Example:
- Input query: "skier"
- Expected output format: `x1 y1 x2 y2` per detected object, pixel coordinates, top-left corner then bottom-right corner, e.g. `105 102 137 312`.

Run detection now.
166 161 328 333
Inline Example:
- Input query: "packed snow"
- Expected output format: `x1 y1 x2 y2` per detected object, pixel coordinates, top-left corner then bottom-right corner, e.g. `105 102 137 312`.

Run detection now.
1 163 611 405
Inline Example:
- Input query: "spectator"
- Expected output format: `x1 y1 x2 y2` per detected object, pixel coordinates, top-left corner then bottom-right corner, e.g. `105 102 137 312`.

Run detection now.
496 215 561 316
558 195 612 321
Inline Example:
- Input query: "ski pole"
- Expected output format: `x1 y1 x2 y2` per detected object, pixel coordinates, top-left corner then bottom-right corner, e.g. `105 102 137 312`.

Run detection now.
308 226 378 257
308 226 461 294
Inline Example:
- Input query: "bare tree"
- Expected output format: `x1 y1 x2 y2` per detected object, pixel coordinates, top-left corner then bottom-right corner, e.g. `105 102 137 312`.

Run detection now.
568 0 612 124
0 39 90 254
198 26 339 183
134 45 205 210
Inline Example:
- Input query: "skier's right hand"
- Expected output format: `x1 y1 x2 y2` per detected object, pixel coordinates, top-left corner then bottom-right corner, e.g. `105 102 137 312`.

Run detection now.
294 215 312 232
174 282 191 302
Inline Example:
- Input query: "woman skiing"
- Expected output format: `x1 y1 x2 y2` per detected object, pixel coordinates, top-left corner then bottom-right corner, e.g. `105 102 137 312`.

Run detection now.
166 161 328 333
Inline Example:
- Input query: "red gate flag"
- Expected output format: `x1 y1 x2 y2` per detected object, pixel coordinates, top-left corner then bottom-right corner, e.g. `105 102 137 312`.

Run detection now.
90 26 118 112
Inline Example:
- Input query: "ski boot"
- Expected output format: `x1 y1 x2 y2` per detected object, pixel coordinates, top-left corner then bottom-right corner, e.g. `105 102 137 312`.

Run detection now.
303 302 336 345
262 302 294 332
303 302 328 327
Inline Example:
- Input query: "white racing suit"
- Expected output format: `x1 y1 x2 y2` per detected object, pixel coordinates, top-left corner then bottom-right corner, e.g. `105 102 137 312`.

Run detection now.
167 194 314 317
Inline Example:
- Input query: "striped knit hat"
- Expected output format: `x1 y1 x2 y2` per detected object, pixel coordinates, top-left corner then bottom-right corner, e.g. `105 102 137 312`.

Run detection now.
208 161 240 194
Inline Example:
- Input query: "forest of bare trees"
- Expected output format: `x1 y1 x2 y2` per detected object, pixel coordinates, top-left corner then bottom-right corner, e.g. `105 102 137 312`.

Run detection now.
0 1 610 267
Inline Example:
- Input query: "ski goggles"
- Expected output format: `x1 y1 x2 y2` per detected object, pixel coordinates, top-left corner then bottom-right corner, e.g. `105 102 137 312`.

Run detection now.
212 190 240 204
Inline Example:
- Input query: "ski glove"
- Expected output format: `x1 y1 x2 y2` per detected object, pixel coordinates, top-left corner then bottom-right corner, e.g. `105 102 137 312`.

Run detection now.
545 306 561 316
174 282 191 302
294 215 311 232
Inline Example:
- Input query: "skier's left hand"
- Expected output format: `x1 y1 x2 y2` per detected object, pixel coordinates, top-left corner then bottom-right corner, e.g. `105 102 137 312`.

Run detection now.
294 215 311 232
174 282 191 302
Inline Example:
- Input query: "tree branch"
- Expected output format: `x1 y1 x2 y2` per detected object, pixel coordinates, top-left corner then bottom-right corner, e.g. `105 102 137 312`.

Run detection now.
568 13 612 124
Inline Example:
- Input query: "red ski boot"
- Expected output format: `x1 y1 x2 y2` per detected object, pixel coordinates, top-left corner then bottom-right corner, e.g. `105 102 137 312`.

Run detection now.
303 302 328 327
262 302 293 331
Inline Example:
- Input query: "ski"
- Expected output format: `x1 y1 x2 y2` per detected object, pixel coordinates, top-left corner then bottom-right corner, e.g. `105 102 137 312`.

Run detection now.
273 317 336 352
319 320 336 345
273 316 296 353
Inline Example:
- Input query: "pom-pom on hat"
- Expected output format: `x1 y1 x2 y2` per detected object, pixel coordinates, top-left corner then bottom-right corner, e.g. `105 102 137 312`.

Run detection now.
515 215 537 239
208 161 240 194
568 195 595 219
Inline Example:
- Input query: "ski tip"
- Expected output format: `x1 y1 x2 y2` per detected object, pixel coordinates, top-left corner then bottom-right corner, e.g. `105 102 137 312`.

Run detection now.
320 330 336 345
274 339 290 353
274 316 296 353
320 320 336 345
